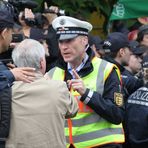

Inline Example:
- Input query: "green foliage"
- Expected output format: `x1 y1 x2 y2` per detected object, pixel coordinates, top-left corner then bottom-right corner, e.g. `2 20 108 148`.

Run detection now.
36 0 117 20
51 0 98 19
36 0 117 33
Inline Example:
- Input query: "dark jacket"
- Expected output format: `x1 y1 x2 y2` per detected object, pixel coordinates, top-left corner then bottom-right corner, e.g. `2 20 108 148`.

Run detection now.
103 56 143 147
103 57 129 98
0 61 12 148
126 83 148 148
104 57 143 99
55 47 125 124
46 25 59 70
0 61 15 90
122 69 144 97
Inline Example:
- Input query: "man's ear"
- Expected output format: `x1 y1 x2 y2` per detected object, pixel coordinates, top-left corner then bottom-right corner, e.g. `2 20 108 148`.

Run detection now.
40 57 44 69
119 48 125 57
40 57 46 74
1 28 8 39
82 36 88 46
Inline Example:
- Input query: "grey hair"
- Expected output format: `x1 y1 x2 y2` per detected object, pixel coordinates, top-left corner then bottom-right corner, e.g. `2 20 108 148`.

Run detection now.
12 39 45 70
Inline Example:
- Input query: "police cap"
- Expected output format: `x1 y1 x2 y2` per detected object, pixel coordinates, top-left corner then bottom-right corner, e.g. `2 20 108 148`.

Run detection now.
52 16 92 40
103 32 129 53
0 1 14 29
129 40 145 56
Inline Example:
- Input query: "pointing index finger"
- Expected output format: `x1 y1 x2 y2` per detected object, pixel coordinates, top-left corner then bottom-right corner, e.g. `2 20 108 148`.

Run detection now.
72 69 81 79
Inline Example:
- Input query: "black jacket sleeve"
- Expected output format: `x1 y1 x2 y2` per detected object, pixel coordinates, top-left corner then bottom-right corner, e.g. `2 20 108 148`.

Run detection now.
0 70 14 90
123 75 143 97
0 62 15 91
0 87 11 140
81 68 125 124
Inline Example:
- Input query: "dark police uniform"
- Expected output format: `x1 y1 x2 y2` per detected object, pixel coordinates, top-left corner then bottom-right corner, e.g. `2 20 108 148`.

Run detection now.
103 57 134 148
104 56 143 99
0 61 15 90
126 83 148 148
122 40 145 98
122 69 144 97
0 61 13 148
104 57 128 98
0 1 15 147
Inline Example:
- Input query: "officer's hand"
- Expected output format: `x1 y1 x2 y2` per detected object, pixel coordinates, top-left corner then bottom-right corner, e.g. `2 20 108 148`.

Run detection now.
67 69 86 96
10 67 35 83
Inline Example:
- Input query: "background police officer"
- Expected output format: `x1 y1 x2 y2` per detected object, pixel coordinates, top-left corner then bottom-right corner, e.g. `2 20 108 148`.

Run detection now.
125 56 148 148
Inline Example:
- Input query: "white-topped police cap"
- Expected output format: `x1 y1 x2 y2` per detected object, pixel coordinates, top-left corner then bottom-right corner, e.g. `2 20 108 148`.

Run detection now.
52 16 92 40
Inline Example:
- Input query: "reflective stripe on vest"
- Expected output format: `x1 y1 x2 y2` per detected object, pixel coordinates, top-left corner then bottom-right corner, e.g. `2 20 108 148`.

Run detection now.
47 57 124 148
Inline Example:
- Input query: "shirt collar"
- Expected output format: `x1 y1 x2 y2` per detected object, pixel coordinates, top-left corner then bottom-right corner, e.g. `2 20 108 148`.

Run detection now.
68 52 89 78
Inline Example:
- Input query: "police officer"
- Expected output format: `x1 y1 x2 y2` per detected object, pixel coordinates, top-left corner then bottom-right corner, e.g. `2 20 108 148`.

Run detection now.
46 16 125 148
0 1 35 147
125 55 148 148
122 40 145 97
103 32 133 99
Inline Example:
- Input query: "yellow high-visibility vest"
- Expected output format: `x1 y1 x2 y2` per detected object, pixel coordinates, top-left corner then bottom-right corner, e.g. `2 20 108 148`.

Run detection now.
47 57 124 148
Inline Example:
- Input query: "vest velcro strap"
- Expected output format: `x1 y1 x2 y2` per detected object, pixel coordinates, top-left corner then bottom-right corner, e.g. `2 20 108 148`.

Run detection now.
83 90 93 104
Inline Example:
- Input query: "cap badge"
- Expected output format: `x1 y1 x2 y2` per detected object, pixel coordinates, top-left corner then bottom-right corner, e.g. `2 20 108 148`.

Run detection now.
60 19 65 25
104 40 111 46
